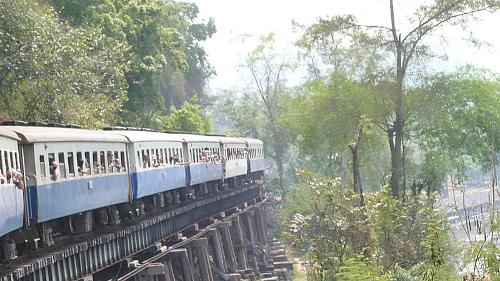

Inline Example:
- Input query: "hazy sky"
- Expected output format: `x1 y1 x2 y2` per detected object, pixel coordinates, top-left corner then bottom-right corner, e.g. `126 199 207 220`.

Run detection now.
185 0 500 91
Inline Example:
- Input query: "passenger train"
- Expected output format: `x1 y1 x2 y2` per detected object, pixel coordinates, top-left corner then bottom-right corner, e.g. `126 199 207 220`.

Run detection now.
0 124 265 260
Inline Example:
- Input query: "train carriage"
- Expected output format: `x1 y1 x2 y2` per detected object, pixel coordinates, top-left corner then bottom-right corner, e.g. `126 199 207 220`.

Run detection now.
220 137 248 179
243 138 265 174
108 130 187 199
177 134 223 186
2 126 130 225
0 128 23 239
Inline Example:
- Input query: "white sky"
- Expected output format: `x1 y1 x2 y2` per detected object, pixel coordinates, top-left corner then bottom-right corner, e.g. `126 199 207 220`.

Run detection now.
185 0 500 91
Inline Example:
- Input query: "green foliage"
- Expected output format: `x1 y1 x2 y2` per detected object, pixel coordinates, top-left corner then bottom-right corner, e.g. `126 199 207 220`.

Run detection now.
283 72 387 191
295 0 499 197
280 172 459 280
0 0 128 128
155 96 210 134
420 66 500 168
49 0 216 127
336 256 391 281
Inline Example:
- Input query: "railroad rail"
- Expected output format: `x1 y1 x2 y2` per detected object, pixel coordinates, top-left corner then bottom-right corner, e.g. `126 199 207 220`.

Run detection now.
0 183 291 281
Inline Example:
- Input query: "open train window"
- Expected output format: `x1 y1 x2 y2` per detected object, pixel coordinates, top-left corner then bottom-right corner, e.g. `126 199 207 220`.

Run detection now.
76 152 85 176
67 152 75 177
100 151 106 174
120 151 126 172
106 151 113 173
9 152 14 170
48 153 57 181
111 151 119 172
3 151 9 174
136 151 141 169
92 151 99 174
39 155 46 179
58 152 66 178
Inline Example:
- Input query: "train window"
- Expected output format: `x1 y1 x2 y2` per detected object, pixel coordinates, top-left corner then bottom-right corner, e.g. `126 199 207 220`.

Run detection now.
136 151 141 169
100 151 106 174
105 151 112 173
84 152 91 175
48 153 57 181
76 152 84 176
92 151 99 174
38 155 46 179
3 151 9 174
111 151 118 173
120 151 126 172
58 152 66 178
67 152 75 177
142 150 150 168
9 152 14 170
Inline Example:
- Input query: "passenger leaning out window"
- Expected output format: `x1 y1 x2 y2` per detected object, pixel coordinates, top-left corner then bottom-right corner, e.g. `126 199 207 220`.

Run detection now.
50 160 59 181
151 154 160 167
200 149 210 162
170 154 180 164
77 160 88 176
6 166 24 190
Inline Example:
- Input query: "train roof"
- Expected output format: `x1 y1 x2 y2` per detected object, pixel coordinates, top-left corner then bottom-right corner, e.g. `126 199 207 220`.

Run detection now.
2 126 128 143
219 136 247 145
110 130 184 143
241 138 264 145
170 134 222 143
0 127 21 141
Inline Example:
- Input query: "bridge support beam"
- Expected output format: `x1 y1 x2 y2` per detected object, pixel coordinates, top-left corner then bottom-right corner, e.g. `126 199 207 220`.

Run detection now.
242 212 259 273
169 248 194 281
230 215 248 271
218 222 238 273
208 228 227 273
192 238 213 281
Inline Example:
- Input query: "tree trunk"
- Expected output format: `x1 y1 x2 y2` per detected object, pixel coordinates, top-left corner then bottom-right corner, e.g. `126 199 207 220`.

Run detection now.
390 84 404 198
275 148 285 200
349 128 364 204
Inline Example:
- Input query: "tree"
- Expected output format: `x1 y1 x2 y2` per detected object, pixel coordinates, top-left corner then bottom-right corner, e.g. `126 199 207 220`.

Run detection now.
0 0 128 128
241 33 293 197
285 72 385 196
156 96 211 134
296 0 499 197
49 0 216 126
280 172 456 280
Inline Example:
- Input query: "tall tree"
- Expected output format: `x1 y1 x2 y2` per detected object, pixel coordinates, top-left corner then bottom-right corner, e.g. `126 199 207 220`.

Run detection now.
296 0 499 197
243 33 292 197
285 73 385 196
49 0 216 126
0 0 128 128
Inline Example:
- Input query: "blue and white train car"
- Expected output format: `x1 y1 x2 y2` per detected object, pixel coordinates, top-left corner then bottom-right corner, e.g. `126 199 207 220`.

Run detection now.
110 130 186 199
220 137 248 179
0 128 23 238
178 134 223 186
242 138 265 174
3 126 130 224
